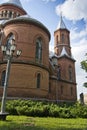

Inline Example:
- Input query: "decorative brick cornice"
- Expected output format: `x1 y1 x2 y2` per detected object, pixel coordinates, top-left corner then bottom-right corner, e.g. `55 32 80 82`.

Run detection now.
0 60 49 72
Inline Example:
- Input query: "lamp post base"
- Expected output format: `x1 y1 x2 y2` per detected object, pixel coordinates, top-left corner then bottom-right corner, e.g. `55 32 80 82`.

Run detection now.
0 112 9 121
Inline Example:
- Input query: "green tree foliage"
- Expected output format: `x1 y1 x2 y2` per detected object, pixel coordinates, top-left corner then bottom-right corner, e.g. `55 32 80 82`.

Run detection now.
81 53 87 88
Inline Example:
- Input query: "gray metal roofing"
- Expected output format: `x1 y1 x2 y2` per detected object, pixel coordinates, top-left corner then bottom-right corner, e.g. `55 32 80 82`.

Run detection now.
57 16 67 30
4 0 23 8
0 0 24 10
1 15 51 40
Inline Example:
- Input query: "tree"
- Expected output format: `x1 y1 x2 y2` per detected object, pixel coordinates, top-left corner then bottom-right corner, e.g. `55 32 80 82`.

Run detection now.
81 53 87 88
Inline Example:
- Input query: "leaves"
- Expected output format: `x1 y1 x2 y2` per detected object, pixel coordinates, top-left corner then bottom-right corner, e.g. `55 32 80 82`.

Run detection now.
81 53 87 88
83 82 87 88
1 100 87 118
81 60 87 72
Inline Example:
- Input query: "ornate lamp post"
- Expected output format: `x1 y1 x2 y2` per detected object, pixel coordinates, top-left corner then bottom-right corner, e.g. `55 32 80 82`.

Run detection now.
0 37 22 120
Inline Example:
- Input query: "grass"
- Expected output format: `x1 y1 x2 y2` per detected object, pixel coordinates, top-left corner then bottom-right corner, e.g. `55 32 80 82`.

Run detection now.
0 116 87 130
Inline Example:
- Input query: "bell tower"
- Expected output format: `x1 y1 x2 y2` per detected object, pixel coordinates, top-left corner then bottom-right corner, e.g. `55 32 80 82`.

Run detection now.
54 15 71 57
54 15 77 101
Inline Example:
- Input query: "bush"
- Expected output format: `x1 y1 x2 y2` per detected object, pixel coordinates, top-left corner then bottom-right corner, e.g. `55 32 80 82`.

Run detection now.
0 100 87 118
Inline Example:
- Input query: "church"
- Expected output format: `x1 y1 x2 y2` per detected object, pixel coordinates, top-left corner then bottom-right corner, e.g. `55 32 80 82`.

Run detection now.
0 0 77 102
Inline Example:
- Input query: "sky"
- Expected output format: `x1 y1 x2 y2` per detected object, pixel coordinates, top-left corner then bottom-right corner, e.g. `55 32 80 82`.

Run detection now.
0 0 87 99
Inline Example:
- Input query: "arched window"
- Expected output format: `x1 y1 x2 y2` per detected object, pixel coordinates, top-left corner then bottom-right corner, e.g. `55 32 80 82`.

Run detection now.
6 33 15 50
36 73 41 88
35 37 42 63
61 34 64 43
57 66 61 80
1 70 6 86
69 66 72 81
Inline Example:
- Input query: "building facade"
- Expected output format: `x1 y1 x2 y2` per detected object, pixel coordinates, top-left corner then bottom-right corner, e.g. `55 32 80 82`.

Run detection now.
0 0 77 102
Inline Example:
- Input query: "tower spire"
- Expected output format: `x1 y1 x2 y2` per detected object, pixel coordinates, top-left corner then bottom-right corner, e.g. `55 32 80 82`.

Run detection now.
57 13 67 30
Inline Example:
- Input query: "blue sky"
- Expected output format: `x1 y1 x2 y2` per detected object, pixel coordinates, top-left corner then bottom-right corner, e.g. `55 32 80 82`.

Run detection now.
0 0 87 99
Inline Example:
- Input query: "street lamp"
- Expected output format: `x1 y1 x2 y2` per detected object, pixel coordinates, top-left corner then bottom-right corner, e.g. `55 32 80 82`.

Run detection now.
0 37 22 120
51 55 58 66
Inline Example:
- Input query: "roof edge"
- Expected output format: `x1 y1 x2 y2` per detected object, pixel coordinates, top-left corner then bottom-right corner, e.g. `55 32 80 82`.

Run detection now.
0 3 27 14
2 16 51 40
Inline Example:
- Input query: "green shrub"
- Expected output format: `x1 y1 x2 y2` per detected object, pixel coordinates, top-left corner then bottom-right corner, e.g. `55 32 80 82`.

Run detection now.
0 100 87 118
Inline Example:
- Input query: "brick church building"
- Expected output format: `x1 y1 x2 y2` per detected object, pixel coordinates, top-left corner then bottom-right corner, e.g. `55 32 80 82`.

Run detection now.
0 0 77 102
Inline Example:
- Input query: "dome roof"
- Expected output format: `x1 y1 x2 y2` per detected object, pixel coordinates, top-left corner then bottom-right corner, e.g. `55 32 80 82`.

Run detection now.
7 0 22 8
3 15 51 40
0 0 23 8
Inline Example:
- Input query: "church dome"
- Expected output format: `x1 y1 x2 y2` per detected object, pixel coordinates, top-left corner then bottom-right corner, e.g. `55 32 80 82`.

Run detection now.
3 15 51 40
0 0 23 9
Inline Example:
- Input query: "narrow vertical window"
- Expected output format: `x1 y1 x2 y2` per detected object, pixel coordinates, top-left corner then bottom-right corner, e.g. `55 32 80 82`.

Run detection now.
35 37 42 63
57 66 61 80
61 34 64 43
1 70 6 86
4 10 7 17
69 66 72 81
56 35 58 44
36 73 41 88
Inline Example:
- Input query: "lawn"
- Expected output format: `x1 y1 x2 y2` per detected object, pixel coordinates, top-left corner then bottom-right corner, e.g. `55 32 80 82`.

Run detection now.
0 116 87 130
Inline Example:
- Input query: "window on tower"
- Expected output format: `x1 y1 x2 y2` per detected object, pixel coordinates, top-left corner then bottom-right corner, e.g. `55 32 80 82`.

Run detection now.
4 10 7 17
9 11 12 18
69 66 73 81
1 11 3 17
35 37 42 63
61 34 64 43
56 35 58 44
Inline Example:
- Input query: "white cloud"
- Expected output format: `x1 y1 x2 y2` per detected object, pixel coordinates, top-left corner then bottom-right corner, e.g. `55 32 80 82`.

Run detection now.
56 0 87 21
70 28 87 42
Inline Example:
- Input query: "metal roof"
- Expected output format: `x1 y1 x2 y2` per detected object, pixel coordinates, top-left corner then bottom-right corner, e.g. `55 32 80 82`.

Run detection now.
0 0 23 8
57 15 67 30
60 47 68 56
2 15 51 40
